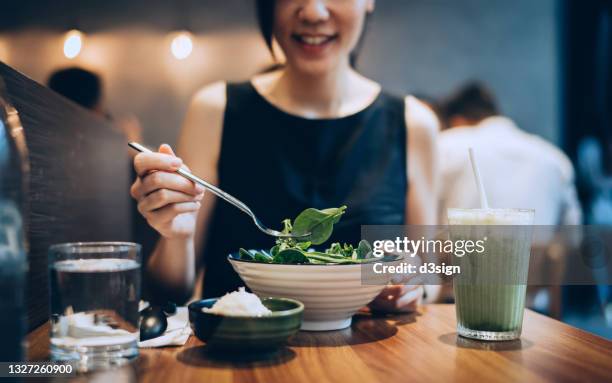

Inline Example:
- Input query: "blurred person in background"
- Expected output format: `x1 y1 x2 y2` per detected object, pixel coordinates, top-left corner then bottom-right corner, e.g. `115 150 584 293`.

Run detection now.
437 82 583 314
437 81 582 226
47 67 142 145
47 67 104 113
130 0 441 309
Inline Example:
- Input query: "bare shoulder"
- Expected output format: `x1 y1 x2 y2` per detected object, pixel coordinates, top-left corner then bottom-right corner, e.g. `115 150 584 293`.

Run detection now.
190 81 227 111
404 95 440 141
403 96 440 225
177 81 227 172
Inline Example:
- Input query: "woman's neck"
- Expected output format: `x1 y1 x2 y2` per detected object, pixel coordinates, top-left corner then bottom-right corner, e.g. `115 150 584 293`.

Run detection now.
278 64 351 117
253 63 380 119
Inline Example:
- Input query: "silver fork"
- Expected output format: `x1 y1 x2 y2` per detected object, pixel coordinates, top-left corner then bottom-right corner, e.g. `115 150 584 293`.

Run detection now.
128 142 310 240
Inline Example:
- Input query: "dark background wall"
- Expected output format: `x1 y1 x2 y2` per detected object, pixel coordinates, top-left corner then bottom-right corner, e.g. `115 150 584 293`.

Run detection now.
360 0 560 143
0 0 561 146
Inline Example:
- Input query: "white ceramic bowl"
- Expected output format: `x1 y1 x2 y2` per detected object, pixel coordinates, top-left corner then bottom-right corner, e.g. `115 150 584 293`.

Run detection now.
228 255 396 331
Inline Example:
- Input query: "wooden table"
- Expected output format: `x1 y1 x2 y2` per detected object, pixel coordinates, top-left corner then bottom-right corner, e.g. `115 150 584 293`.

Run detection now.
28 305 612 383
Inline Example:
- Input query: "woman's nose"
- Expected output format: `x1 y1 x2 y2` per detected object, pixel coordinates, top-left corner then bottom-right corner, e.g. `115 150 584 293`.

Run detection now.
298 0 330 23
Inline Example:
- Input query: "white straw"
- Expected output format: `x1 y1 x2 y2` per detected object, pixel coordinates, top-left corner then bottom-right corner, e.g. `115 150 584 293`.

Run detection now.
468 148 489 209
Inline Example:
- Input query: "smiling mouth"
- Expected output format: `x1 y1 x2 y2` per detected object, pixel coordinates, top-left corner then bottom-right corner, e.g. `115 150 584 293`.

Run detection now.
292 34 338 46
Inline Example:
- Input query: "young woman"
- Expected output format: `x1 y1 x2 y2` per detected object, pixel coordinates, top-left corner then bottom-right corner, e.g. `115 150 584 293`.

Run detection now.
131 0 439 311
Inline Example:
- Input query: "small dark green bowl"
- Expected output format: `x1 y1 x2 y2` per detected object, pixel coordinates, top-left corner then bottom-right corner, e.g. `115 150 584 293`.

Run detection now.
188 297 303 352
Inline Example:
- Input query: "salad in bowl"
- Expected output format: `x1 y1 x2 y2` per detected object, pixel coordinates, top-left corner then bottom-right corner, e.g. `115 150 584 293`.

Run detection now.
229 206 400 331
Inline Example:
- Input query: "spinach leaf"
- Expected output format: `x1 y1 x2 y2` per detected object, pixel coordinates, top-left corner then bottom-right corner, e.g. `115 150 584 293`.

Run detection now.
239 248 273 262
326 242 343 255
308 251 348 260
272 249 310 264
326 242 360 259
281 218 293 235
237 207 378 265
305 252 366 264
307 258 327 264
292 206 347 245
252 250 273 263
239 248 254 261
355 240 373 259
296 241 312 251
305 251 377 264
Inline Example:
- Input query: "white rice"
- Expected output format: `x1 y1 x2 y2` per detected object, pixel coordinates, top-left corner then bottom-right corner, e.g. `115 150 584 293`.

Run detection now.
203 287 272 316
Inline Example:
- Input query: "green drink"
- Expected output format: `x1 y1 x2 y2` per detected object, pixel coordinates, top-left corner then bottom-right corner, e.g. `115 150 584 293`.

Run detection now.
448 208 534 341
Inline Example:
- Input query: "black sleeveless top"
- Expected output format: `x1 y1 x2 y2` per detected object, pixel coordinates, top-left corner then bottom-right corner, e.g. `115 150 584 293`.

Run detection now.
201 82 408 298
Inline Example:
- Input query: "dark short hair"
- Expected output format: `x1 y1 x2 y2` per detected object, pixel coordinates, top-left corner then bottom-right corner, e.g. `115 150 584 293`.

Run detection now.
254 0 368 67
47 67 102 110
256 0 276 55
440 81 499 125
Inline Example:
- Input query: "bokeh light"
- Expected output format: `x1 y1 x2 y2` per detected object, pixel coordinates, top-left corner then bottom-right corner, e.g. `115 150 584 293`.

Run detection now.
63 29 83 59
170 31 193 60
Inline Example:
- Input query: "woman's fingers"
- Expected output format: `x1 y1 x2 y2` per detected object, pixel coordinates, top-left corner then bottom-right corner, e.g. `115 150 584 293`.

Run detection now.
138 189 204 214
130 177 144 200
131 143 202 200
129 144 203 239
133 152 182 177
140 171 205 197
391 273 425 286
159 143 176 156
394 286 424 311
379 284 419 300
144 201 201 223
369 284 423 312
159 144 194 172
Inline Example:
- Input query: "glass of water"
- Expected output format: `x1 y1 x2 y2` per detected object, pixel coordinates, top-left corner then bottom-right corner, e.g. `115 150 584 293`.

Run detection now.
49 242 141 370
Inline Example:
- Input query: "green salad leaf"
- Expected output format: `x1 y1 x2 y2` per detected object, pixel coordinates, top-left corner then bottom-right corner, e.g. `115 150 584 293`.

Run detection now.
292 206 347 245
272 249 310 264
236 206 377 265
239 248 273 263
355 240 373 259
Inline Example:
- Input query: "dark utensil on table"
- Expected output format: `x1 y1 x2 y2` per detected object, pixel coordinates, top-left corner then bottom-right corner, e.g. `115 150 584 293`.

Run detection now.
139 302 177 341
128 142 311 241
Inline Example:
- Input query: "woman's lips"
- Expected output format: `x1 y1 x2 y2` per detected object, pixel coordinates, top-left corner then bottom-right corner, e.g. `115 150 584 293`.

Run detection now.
291 34 338 56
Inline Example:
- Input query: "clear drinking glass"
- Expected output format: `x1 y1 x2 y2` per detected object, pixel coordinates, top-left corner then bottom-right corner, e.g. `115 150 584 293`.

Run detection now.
49 242 141 370
448 208 534 341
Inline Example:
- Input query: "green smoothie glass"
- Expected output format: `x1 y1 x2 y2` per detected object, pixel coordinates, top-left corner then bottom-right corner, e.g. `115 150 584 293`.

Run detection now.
448 208 534 341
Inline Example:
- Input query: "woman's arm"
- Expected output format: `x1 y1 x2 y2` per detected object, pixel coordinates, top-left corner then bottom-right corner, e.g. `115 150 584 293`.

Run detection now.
405 96 440 226
137 82 226 301
369 96 441 312
406 96 442 303
176 82 226 258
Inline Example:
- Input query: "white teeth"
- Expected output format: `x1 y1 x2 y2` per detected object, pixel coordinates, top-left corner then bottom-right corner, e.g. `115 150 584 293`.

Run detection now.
301 36 329 45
